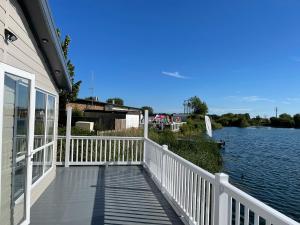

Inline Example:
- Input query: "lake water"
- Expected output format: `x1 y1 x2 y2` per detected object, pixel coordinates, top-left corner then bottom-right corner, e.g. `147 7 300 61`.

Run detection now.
213 127 300 222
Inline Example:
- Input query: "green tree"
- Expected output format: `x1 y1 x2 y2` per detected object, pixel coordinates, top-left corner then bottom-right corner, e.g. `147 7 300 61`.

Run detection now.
106 98 124 105
189 96 208 115
293 114 300 128
141 106 154 115
57 29 82 125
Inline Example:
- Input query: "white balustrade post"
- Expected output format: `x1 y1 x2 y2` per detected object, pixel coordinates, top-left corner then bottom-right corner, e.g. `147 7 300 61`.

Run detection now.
65 106 72 167
214 173 229 225
143 110 149 164
161 145 168 191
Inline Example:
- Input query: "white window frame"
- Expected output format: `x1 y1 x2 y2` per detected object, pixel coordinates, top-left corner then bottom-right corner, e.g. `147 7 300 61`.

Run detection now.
31 88 57 186
0 62 35 225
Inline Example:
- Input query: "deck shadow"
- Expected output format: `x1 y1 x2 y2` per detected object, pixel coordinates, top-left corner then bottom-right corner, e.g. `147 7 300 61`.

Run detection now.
30 166 184 225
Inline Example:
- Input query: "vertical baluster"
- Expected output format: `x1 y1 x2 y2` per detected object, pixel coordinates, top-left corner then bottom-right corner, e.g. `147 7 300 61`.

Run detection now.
167 157 170 191
187 169 190 213
100 139 103 162
183 167 187 211
59 138 62 162
135 140 138 161
172 159 175 197
182 166 185 209
175 161 178 202
131 140 134 161
117 139 120 162
181 165 184 207
196 177 201 225
236 201 241 225
113 139 116 162
228 196 232 225
193 173 197 221
91 139 94 162
81 139 83 162
104 139 107 162
244 206 249 225
85 139 88 162
95 139 98 162
76 139 79 162
201 179 205 225
122 139 125 162
189 171 193 216
127 140 129 162
211 184 215 225
109 139 111 162
254 214 259 225
205 181 211 225
71 139 74 162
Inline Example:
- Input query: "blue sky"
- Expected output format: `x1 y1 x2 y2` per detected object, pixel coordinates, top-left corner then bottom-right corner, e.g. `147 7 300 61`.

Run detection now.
50 0 300 117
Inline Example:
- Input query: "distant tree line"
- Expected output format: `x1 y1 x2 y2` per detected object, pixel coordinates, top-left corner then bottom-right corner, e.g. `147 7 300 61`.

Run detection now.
211 113 300 129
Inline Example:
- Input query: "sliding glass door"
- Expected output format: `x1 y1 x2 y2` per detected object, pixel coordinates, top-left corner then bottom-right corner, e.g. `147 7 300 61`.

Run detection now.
0 66 35 225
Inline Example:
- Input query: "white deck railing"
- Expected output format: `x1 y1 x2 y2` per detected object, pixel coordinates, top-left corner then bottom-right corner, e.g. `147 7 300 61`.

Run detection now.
57 136 144 166
143 138 299 225
55 135 299 225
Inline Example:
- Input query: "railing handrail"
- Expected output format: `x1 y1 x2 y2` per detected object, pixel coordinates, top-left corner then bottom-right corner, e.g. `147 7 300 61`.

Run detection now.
58 135 143 140
222 182 299 225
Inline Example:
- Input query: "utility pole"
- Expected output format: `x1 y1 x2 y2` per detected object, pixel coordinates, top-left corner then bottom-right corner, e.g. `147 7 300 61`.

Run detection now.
89 71 95 106
275 107 278 118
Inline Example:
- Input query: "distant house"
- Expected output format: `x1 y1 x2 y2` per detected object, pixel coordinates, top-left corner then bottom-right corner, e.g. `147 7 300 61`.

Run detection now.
67 99 142 131
0 1 71 225
172 113 189 122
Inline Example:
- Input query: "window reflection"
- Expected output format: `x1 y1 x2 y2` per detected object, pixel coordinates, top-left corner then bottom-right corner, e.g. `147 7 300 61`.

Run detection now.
32 150 44 183
34 91 46 149
46 95 55 143
44 145 53 172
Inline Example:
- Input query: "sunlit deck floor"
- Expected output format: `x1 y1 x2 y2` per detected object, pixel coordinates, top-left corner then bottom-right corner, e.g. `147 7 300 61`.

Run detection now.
30 166 184 225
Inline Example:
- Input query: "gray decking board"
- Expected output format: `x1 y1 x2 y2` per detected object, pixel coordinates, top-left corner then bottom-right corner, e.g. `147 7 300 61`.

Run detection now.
30 166 184 225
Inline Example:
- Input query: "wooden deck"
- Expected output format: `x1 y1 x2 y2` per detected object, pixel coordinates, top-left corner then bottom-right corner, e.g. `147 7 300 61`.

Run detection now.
30 166 184 225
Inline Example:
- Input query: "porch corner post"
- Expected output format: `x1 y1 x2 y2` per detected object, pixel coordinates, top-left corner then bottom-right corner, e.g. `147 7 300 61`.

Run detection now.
214 173 229 225
65 106 72 167
143 110 149 164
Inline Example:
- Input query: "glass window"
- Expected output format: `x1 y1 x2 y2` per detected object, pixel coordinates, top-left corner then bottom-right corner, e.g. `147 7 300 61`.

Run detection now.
34 91 46 149
44 145 53 172
46 95 55 143
32 90 56 184
32 150 44 184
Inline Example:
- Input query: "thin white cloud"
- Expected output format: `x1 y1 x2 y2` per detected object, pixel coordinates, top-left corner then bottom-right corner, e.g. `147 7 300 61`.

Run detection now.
286 97 300 101
161 71 188 79
225 95 275 103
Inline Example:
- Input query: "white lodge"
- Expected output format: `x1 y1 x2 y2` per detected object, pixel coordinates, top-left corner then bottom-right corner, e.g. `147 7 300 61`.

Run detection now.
0 0 71 224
